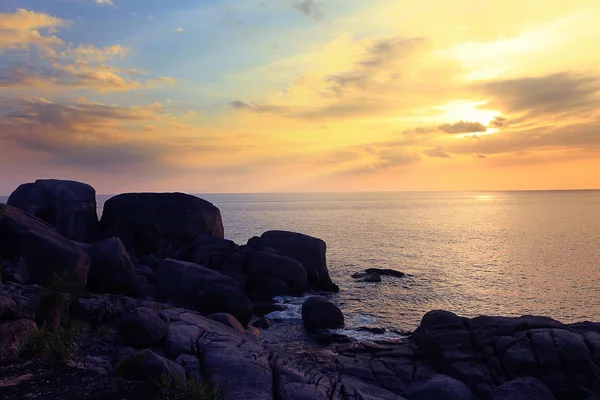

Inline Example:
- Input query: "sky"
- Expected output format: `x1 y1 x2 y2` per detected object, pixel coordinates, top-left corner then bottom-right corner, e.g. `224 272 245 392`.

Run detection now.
1 0 599 194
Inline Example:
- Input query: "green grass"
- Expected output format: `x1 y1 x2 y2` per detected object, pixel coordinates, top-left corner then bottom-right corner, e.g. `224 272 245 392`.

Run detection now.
154 373 226 400
42 270 72 311
18 316 88 363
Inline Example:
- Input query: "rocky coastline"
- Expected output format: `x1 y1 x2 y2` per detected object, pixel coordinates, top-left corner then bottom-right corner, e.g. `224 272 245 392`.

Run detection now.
0 179 599 400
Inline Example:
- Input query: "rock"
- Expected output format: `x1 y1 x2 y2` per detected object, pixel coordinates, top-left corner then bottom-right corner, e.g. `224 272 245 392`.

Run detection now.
199 285 252 327
135 265 156 283
258 230 336 290
76 237 137 296
165 321 202 358
252 318 270 329
98 193 224 258
176 354 202 383
403 375 475 400
253 303 285 316
73 294 159 326
301 296 344 332
177 235 238 270
7 179 98 242
155 258 237 306
117 307 168 348
117 349 187 384
246 248 308 293
366 268 406 278
0 205 90 296
247 277 289 301
360 272 382 282
491 378 557 400
209 313 246 333
357 326 386 334
0 319 37 358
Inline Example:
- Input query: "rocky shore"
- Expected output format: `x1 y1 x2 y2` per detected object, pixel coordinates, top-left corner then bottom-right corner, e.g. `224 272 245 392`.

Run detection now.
1 179 599 400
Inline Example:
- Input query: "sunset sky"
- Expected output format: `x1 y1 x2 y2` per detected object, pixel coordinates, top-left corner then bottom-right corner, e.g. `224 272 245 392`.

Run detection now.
1 0 599 194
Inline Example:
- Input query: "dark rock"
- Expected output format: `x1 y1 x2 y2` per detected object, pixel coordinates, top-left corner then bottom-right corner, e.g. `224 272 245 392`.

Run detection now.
7 179 98 242
165 321 202 358
404 375 475 400
74 294 161 327
252 318 270 329
258 230 335 289
354 271 382 282
208 313 246 333
135 265 156 283
155 258 237 306
491 378 557 400
198 284 252 327
301 296 344 332
175 354 202 383
253 303 285 316
117 307 168 348
246 248 308 292
98 193 223 258
0 205 90 296
0 319 37 358
366 268 406 278
75 237 137 296
117 349 186 384
247 277 289 301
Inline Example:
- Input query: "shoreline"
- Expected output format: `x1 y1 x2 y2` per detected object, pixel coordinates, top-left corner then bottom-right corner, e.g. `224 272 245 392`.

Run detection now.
1 179 599 400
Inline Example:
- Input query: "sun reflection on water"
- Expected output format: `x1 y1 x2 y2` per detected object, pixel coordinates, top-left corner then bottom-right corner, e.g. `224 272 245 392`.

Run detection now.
477 195 496 200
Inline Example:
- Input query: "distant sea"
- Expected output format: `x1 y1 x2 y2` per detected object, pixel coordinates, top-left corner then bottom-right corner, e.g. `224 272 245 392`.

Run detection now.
4 191 600 335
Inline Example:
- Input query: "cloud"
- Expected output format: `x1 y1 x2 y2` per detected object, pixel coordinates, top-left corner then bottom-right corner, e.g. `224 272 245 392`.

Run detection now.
424 147 451 158
476 73 600 116
438 120 488 134
0 9 68 55
488 116 507 128
0 10 175 93
95 0 114 5
293 0 325 21
174 28 184 33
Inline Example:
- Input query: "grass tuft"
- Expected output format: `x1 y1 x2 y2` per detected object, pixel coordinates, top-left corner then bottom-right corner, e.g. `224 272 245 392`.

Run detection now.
153 372 226 400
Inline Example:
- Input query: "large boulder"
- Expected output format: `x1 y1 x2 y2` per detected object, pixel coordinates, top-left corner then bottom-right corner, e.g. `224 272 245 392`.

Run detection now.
257 230 338 291
7 179 97 242
0 205 90 295
301 296 344 332
246 248 308 294
155 258 237 305
73 294 161 327
171 235 238 271
98 193 224 258
491 378 557 400
403 375 475 400
76 237 137 296
117 307 168 348
198 285 253 327
412 310 600 399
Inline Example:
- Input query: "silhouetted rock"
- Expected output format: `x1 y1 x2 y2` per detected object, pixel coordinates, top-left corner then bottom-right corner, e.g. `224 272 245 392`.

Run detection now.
246 248 308 293
301 296 344 332
366 268 406 278
7 179 98 242
171 234 238 270
404 375 475 400
252 318 270 329
98 193 223 258
117 349 186 383
0 205 90 296
491 378 557 400
117 307 168 348
155 258 237 305
258 230 338 291
352 271 382 282
198 284 252 327
76 237 137 296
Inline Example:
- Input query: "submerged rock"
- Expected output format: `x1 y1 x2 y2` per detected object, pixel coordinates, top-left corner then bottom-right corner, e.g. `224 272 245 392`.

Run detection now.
352 271 382 282
7 179 98 242
365 268 406 278
301 296 344 332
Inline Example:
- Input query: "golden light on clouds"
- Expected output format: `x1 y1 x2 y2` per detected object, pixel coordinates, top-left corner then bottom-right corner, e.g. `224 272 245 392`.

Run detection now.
0 1 599 193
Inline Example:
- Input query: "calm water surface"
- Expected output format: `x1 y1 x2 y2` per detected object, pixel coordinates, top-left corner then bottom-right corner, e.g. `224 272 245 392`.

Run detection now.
6 191 600 332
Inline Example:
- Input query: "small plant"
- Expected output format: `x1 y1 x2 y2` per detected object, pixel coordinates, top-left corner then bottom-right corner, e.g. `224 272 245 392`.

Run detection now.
98 324 116 336
43 270 72 311
18 325 70 362
153 373 226 400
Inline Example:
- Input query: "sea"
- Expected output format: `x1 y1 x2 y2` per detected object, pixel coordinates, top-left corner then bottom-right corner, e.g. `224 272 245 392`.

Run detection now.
4 191 600 339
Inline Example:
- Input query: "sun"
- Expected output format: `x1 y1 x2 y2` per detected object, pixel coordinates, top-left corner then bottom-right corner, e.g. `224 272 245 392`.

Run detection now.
436 100 501 126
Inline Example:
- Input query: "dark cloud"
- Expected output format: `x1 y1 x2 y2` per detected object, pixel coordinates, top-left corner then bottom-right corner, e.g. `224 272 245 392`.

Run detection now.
438 120 487 134
476 72 600 116
360 37 426 68
230 100 252 110
476 154 487 159
293 0 325 21
488 116 507 129
424 147 451 158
